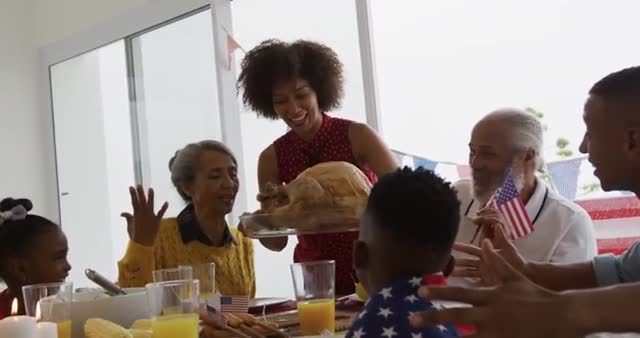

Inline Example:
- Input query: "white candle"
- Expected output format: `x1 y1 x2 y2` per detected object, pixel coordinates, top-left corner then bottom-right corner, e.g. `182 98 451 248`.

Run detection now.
35 321 58 338
0 316 38 337
35 302 58 338
0 298 37 337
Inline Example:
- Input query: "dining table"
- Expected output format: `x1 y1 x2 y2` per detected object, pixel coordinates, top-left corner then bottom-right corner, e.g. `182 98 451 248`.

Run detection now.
248 295 363 337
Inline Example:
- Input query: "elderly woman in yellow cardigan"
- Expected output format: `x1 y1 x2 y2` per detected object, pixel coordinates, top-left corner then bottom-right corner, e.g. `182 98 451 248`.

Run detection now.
117 140 255 297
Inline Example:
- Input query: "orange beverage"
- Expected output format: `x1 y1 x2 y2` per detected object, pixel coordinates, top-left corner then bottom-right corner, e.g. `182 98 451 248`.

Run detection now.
147 279 200 338
199 292 215 301
152 313 199 338
56 320 72 338
297 299 335 335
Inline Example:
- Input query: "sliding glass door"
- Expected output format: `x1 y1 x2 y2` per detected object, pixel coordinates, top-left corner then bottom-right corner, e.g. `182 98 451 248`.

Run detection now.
49 8 221 285
50 40 134 285
130 9 222 216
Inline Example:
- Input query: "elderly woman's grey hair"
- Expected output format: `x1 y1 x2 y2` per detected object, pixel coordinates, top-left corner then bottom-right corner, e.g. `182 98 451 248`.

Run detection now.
168 140 237 202
484 108 545 170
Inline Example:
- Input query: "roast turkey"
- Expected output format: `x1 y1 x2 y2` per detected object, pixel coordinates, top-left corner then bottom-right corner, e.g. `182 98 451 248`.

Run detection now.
257 161 372 230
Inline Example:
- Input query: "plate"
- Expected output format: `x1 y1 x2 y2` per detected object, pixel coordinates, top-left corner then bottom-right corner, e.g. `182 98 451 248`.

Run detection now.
250 297 290 309
337 293 364 304
239 208 362 239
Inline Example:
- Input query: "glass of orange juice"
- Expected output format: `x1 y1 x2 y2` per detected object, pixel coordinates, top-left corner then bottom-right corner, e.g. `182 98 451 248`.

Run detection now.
22 281 73 338
146 279 200 338
290 260 336 335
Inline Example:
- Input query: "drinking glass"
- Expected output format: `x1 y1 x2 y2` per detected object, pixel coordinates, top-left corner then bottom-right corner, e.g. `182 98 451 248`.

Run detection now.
290 260 336 335
153 266 193 282
22 281 73 338
146 279 200 338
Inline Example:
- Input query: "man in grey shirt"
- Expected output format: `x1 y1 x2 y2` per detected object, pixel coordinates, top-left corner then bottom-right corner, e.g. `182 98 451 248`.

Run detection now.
411 66 640 337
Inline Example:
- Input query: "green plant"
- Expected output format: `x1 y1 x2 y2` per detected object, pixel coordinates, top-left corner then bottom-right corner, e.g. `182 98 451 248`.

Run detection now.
556 138 573 158
580 183 600 196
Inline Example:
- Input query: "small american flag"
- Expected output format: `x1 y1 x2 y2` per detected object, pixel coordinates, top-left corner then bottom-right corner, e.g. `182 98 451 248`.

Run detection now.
495 169 533 240
220 295 249 313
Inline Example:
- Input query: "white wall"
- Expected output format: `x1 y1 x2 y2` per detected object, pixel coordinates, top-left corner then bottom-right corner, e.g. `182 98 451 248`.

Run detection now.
0 0 54 217
0 0 165 285
32 0 148 47
0 0 154 220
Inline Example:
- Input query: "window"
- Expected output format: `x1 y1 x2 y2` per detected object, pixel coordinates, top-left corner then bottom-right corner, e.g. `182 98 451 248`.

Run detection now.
51 40 133 285
371 0 640 199
49 8 221 285
131 9 222 217
371 1 640 255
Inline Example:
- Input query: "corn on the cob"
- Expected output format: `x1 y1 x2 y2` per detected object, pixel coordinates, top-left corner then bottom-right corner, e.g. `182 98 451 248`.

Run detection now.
128 329 152 338
84 318 132 338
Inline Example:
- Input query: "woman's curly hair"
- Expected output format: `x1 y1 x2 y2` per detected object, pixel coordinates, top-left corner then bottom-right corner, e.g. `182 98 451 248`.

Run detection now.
237 39 344 119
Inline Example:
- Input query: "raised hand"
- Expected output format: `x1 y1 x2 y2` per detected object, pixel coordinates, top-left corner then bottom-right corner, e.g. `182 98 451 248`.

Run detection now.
411 240 582 338
121 185 168 246
452 224 527 286
473 206 512 241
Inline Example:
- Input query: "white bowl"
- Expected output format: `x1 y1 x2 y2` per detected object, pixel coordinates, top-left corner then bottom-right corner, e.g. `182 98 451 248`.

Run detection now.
70 288 148 338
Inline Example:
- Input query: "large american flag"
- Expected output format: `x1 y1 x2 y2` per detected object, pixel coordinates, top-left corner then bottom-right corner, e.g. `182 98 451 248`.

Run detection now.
577 196 640 255
220 295 249 313
495 169 533 240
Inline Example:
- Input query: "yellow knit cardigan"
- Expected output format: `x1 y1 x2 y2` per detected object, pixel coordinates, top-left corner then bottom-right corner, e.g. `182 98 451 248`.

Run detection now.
117 218 255 297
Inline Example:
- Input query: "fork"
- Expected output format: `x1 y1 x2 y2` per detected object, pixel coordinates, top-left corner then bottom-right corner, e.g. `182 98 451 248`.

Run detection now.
320 329 334 336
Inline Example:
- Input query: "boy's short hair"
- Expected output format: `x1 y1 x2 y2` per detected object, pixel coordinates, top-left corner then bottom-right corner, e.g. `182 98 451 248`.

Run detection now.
366 167 461 259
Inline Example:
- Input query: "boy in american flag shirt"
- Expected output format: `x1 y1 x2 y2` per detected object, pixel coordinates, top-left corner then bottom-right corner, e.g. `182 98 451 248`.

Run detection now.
348 167 462 338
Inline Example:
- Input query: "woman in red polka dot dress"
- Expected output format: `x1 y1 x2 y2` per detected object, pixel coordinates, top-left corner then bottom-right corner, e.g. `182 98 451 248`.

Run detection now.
237 39 397 295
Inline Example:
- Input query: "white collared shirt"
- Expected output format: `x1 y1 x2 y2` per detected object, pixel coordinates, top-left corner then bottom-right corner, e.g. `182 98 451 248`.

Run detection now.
453 177 597 263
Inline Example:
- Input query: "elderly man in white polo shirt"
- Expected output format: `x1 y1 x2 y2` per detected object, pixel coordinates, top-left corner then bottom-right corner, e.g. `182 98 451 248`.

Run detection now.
454 108 597 264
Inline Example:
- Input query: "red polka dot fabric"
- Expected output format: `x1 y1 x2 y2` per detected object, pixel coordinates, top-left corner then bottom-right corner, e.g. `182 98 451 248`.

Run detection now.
273 113 377 295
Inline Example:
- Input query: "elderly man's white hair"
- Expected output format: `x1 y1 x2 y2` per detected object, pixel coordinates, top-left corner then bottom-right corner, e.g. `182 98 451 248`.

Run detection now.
481 108 545 170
